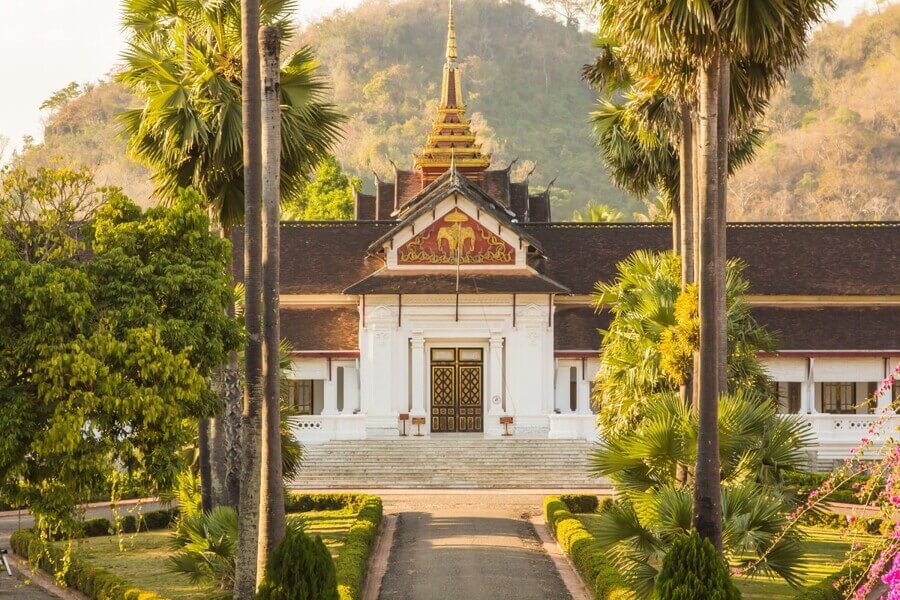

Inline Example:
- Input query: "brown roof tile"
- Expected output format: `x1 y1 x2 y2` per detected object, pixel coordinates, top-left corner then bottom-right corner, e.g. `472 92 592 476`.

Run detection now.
554 305 610 352
510 183 529 222
524 222 900 296
232 222 391 294
376 181 395 220
552 304 900 352
479 169 511 207
282 306 358 352
396 170 424 208
528 192 551 222
753 306 900 351
354 192 376 220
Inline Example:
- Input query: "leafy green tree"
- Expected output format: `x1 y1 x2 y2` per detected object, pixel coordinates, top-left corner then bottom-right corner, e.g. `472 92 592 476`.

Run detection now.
0 167 240 536
283 156 361 221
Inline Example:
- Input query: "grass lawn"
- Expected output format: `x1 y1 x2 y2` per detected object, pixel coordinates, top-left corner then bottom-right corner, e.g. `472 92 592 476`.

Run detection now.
575 514 873 599
62 507 360 599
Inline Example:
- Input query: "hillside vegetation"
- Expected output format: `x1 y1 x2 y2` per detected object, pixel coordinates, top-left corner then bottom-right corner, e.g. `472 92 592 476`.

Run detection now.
296 0 635 218
8 0 898 220
729 4 900 221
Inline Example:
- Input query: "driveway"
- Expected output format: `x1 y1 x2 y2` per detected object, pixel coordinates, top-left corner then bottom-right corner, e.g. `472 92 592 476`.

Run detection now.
370 490 602 600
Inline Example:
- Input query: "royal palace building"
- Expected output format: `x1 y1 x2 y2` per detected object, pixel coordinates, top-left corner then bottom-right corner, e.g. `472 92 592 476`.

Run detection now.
234 2 900 464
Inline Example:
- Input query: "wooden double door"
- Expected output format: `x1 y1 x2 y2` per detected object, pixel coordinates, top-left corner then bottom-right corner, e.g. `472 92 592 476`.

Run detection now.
430 348 484 433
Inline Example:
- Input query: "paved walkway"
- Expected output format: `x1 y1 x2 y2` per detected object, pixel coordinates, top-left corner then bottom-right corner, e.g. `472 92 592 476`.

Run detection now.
365 490 606 600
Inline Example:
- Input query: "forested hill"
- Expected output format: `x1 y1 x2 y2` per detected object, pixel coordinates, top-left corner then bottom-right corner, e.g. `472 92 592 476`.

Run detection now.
729 4 900 221
297 0 635 217
9 0 898 220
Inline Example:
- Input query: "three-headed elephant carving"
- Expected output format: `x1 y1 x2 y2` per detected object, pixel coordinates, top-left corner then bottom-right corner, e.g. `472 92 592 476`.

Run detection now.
436 225 476 254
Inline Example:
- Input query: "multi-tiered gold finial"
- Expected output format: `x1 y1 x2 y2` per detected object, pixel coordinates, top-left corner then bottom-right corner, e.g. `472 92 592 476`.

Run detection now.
446 0 457 64
414 0 490 184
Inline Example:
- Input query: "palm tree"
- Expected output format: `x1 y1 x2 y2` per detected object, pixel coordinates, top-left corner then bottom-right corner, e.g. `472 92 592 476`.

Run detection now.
591 250 775 438
236 0 263 595
118 0 343 517
592 0 833 549
258 23 286 568
589 391 812 596
572 202 627 223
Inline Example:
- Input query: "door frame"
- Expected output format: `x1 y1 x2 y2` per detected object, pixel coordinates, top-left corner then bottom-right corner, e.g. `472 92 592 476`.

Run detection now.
425 341 488 433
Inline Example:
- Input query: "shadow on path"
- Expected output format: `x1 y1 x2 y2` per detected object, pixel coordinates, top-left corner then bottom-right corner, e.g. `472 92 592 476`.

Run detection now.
379 510 570 600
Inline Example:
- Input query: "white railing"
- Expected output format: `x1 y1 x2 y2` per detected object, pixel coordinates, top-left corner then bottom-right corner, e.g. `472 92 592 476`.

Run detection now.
289 414 367 443
793 413 899 460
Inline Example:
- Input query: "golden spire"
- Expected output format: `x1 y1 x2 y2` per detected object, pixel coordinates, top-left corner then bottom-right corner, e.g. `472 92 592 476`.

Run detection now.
446 0 457 65
413 0 490 184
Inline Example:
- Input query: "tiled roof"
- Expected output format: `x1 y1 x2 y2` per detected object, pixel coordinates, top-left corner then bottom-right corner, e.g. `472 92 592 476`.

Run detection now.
232 222 391 294
552 304 900 352
237 221 900 299
344 269 570 294
754 306 900 351
524 222 900 296
282 306 358 352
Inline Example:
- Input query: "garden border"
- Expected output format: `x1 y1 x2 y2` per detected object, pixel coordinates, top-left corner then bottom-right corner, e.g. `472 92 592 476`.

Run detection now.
11 494 383 600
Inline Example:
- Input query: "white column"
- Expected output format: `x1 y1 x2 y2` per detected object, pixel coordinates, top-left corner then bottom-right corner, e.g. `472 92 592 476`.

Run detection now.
488 335 504 415
554 365 569 413
322 365 339 416
805 358 818 415
410 334 426 416
342 366 359 415
576 377 591 415
877 360 894 412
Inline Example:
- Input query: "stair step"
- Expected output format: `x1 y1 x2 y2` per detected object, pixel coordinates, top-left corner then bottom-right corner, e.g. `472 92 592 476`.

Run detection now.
290 438 605 489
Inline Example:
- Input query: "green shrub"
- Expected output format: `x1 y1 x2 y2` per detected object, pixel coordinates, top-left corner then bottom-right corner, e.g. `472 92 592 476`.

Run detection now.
9 529 164 600
543 496 631 599
561 494 600 514
335 495 382 600
653 531 741 600
257 525 339 600
285 493 367 513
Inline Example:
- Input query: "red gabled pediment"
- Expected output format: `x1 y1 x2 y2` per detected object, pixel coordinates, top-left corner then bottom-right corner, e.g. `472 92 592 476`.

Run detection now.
397 208 515 266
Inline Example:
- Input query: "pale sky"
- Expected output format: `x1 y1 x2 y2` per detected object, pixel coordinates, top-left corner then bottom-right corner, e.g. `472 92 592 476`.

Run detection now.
0 0 886 158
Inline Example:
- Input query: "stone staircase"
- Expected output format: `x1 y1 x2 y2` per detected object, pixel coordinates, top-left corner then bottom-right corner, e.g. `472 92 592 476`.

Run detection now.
290 438 609 489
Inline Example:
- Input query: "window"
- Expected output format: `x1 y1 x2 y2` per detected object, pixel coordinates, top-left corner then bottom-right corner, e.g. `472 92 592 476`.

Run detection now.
289 380 314 415
788 382 802 414
867 382 878 414
821 383 855 414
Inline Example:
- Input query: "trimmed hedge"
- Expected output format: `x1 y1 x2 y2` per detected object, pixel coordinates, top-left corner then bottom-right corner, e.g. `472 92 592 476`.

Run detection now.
10 529 164 600
76 508 178 539
561 494 600 514
544 496 632 599
285 492 372 514
333 495 383 600
284 492 383 600
799 509 890 536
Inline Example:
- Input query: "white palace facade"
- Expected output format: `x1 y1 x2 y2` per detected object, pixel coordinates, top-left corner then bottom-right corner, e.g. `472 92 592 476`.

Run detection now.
234 4 900 464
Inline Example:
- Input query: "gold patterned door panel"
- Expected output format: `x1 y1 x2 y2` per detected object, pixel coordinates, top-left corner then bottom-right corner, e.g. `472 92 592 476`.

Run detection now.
430 348 484 433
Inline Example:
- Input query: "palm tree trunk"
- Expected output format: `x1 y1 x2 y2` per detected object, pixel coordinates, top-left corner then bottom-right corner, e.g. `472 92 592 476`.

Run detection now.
257 25 286 581
716 58 731 392
198 418 212 513
234 0 264 597
692 51 724 552
209 415 226 506
679 101 695 412
224 347 242 509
